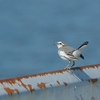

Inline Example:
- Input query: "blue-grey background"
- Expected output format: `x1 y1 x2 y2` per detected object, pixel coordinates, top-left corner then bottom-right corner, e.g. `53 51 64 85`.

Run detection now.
0 0 100 79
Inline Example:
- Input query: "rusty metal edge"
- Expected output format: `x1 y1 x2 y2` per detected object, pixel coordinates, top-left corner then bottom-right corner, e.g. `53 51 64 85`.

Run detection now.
0 64 100 98
0 64 100 82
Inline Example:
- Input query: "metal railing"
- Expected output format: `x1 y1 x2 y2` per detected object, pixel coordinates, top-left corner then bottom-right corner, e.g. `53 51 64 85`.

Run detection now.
0 64 100 100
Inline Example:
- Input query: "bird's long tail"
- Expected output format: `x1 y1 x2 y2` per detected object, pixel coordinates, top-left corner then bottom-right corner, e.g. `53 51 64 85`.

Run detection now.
77 41 89 50
72 41 89 59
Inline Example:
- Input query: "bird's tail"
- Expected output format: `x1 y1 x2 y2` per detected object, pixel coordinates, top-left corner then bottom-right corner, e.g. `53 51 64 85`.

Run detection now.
77 41 89 50
72 41 89 59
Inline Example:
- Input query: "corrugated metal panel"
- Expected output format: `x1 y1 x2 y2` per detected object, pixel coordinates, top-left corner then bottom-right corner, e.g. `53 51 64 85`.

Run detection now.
0 64 100 100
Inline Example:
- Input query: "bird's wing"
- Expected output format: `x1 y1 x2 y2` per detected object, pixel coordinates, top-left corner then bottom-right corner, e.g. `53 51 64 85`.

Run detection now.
59 46 78 60
65 52 78 60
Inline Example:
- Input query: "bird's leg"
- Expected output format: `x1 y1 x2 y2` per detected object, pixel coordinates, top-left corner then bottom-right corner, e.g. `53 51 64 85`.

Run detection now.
64 61 71 69
71 61 75 68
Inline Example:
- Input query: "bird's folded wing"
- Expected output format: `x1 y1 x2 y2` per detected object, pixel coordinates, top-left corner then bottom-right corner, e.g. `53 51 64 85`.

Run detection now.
65 52 78 60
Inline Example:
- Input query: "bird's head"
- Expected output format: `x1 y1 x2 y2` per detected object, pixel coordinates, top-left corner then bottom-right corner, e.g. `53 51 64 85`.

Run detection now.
56 41 67 48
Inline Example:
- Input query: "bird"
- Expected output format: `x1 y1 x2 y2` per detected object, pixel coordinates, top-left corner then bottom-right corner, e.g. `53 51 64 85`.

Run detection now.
56 41 89 69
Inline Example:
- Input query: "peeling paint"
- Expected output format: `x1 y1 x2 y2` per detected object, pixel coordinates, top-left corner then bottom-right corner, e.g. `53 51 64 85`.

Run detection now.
0 64 100 100
91 78 98 83
28 84 35 92
88 78 98 84
37 82 46 89
4 87 19 95
56 81 60 85
72 64 100 71
63 82 67 86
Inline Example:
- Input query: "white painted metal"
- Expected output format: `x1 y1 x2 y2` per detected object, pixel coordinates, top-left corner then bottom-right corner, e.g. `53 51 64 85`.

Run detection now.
0 64 100 100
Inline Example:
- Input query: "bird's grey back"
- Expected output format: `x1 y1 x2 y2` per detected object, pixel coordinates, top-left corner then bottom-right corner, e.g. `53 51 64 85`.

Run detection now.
58 45 75 53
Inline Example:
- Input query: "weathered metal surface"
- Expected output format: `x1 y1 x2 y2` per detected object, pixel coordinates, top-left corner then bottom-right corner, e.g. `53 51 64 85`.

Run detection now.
0 64 100 100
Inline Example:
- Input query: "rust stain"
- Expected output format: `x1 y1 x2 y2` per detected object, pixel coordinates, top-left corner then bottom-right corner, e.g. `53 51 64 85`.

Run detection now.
56 80 60 85
0 78 35 93
4 87 19 95
0 63 100 95
8 80 16 85
0 64 100 84
63 82 67 86
91 78 98 83
37 82 46 89
80 64 100 70
21 81 28 90
28 84 35 92
88 78 98 84
17 79 35 92
71 64 100 71
0 69 65 84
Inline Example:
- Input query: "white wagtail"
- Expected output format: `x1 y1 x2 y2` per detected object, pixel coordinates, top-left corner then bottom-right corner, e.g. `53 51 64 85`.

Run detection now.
56 41 89 69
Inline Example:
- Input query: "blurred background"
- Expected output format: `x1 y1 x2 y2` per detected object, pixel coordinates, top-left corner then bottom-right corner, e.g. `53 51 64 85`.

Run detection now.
0 0 100 79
